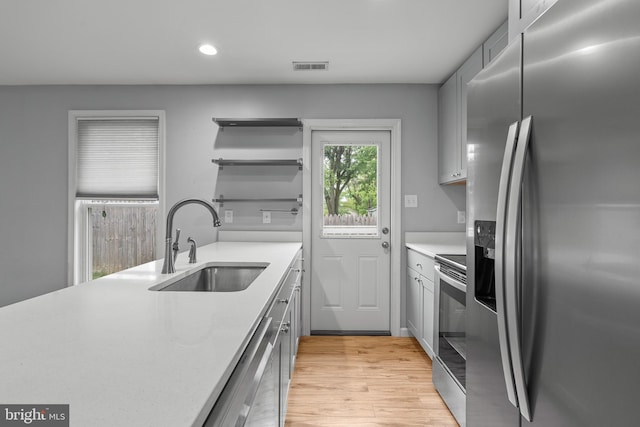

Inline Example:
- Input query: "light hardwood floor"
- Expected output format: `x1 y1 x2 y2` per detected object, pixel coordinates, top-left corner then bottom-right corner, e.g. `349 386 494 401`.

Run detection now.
285 336 459 427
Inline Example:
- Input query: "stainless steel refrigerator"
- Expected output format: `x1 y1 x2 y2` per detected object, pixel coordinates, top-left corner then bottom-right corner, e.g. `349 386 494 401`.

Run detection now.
466 0 640 426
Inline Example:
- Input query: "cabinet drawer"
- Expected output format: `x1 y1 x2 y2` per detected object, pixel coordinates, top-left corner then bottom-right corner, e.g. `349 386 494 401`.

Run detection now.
407 250 435 281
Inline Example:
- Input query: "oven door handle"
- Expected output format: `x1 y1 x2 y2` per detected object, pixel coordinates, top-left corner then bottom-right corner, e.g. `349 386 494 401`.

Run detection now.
434 264 466 292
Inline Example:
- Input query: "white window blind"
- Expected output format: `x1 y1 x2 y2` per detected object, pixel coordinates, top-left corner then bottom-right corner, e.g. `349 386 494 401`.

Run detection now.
76 118 159 199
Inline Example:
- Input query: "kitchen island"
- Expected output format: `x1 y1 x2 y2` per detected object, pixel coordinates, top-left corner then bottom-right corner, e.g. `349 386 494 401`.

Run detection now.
0 241 302 427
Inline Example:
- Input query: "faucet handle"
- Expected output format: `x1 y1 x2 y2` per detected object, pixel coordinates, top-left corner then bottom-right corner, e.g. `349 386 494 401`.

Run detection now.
187 237 197 263
172 228 181 261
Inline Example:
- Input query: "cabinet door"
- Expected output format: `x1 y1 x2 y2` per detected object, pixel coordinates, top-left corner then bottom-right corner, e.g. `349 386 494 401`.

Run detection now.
406 270 422 339
456 46 483 181
508 0 558 41
292 285 301 358
279 306 292 426
438 72 459 184
421 278 435 358
483 21 508 67
293 254 302 356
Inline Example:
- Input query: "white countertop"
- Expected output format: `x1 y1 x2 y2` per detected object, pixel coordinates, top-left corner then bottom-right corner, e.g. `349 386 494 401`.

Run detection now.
405 232 466 258
0 241 301 427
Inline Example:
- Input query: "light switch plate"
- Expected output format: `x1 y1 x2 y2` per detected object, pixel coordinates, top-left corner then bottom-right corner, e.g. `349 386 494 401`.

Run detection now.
404 194 418 208
262 211 271 224
224 210 233 223
457 210 466 224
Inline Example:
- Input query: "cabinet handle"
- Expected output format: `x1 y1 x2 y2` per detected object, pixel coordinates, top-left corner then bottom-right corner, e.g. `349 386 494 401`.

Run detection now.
281 322 291 333
278 298 289 304
416 263 422 269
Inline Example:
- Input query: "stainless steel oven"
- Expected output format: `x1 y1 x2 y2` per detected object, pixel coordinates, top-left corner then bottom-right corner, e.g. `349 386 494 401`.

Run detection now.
433 254 467 427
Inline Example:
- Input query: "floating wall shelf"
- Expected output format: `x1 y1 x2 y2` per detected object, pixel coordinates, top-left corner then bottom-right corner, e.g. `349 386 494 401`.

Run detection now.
212 118 302 129
213 194 303 208
211 158 303 170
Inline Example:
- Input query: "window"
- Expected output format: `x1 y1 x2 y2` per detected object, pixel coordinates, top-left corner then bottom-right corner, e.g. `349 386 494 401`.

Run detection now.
68 111 165 284
322 143 379 237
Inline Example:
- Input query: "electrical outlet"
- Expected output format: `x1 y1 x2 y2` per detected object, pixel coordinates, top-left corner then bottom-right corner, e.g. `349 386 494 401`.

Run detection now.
262 211 271 224
224 210 233 223
404 194 418 208
457 210 466 224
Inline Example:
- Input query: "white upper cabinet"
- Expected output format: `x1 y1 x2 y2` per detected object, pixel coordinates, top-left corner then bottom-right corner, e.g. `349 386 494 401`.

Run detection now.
438 72 459 184
456 46 483 181
438 20 509 185
438 46 483 184
508 0 558 41
483 21 509 67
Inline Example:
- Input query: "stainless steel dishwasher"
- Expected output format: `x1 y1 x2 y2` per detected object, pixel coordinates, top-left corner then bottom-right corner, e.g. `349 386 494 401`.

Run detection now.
203 316 278 427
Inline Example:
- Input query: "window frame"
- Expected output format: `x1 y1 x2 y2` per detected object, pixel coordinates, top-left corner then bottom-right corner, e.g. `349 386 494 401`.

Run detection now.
67 110 166 285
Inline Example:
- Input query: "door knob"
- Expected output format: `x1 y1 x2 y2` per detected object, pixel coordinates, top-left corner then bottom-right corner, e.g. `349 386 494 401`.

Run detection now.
382 227 389 235
382 241 390 249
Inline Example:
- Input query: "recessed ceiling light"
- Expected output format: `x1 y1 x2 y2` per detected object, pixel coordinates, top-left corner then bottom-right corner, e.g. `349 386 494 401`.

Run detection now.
198 44 218 56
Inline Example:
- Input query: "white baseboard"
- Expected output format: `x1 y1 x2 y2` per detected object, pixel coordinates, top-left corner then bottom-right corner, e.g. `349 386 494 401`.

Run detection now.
399 327 412 337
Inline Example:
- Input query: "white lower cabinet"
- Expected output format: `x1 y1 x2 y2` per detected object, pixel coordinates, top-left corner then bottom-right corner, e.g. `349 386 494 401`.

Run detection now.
279 274 301 426
211 250 302 427
421 278 434 356
279 306 291 422
276 253 302 427
406 270 422 339
406 248 435 358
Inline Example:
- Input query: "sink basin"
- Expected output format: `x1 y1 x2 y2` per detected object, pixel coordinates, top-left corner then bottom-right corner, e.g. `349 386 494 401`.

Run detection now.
151 263 268 292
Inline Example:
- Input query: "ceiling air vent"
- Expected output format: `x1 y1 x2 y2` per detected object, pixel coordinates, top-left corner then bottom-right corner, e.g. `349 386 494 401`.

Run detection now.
293 61 329 71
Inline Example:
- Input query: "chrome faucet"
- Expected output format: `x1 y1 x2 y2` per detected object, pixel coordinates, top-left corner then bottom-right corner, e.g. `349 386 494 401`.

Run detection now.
161 198 221 274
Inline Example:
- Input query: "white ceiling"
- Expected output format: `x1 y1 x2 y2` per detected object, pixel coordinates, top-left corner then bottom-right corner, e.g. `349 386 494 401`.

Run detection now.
0 0 507 86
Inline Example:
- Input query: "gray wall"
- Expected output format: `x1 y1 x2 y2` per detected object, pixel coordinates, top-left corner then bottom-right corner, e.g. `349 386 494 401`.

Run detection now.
0 84 465 306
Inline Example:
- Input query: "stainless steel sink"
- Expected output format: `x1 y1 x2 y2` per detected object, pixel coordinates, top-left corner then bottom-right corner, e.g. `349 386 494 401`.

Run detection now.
151 263 268 292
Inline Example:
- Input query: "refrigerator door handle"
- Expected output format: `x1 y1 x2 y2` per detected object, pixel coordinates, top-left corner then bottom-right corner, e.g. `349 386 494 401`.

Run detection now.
505 115 533 421
495 121 520 408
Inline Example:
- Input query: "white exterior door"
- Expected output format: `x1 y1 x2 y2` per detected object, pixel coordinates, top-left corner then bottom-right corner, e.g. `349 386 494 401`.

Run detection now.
310 130 391 333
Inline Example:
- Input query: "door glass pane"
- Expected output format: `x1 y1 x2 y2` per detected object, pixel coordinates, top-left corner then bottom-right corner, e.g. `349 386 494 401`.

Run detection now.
89 202 158 279
322 144 378 237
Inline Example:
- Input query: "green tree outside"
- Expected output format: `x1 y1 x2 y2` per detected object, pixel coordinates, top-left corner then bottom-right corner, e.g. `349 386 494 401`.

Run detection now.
323 145 378 216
